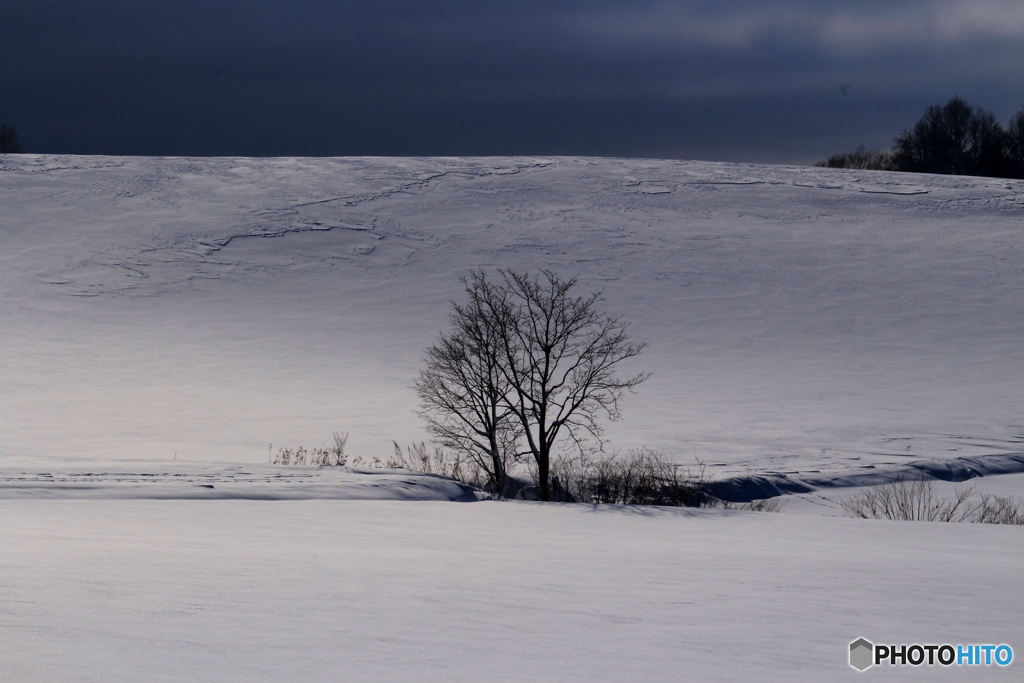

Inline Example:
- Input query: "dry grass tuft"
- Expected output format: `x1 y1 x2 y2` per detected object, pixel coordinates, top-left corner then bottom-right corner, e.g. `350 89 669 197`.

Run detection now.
269 432 348 466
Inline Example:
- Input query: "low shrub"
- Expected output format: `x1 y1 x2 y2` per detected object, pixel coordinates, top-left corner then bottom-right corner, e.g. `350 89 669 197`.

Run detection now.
718 496 788 513
530 448 785 511
972 493 1024 524
841 477 1023 524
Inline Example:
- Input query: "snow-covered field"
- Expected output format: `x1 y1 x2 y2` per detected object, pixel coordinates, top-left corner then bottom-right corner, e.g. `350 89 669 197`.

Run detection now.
2 155 1022 680
1 499 1020 682
3 155 1022 471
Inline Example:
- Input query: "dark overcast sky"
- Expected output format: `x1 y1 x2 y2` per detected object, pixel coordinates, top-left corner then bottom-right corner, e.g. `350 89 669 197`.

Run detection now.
3 0 1023 163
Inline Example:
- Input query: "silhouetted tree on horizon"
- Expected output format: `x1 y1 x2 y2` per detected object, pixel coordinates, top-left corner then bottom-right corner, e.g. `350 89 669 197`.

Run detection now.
891 97 1005 177
1005 108 1024 179
0 124 24 153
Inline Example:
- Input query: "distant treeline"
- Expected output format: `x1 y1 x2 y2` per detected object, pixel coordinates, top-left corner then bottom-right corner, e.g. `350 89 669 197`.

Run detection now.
817 97 1024 179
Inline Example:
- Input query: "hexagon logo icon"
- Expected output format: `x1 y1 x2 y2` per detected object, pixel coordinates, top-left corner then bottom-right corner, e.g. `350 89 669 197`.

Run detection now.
850 638 874 671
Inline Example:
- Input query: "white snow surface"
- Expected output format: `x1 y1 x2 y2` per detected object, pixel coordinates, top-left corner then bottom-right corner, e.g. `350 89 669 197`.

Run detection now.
3 155 1023 478
0 458 481 502
2 499 1021 682
3 156 1023 681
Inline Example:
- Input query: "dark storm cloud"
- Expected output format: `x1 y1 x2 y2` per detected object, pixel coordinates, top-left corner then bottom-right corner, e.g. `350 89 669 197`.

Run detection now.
3 1 1023 161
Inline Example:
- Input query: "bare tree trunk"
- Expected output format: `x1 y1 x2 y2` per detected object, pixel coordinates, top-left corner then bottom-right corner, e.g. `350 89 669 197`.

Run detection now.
488 431 507 494
537 444 551 501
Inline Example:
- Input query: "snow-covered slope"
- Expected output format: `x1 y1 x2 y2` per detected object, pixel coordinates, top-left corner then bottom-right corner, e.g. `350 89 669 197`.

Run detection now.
3 156 1022 682
3 155 1023 480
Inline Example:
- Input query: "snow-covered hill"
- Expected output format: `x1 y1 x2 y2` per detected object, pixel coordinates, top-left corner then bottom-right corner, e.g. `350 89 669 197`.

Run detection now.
3 155 1023 479
4 156 1023 682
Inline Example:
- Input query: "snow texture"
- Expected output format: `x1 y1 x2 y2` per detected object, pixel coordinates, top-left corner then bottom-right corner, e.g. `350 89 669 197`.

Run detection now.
2 155 1022 681
0 459 481 501
2 499 1021 682
3 155 1023 479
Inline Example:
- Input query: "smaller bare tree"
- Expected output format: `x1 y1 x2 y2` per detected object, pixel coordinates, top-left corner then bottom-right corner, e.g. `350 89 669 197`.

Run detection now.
0 124 24 153
415 282 521 494
1005 106 1024 179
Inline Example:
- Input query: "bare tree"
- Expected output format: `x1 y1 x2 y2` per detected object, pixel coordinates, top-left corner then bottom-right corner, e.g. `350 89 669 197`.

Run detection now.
415 278 521 494
1005 106 1024 180
417 270 649 501
0 124 23 153
892 97 1006 177
476 270 649 501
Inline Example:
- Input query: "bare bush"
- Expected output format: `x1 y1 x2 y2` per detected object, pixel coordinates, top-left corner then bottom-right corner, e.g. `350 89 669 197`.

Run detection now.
526 448 785 510
841 477 975 521
719 496 788 513
841 477 1023 524
528 448 697 504
973 494 1024 525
